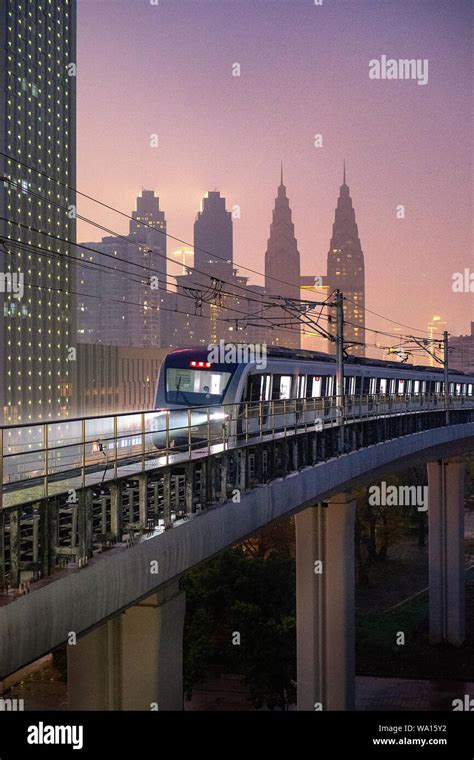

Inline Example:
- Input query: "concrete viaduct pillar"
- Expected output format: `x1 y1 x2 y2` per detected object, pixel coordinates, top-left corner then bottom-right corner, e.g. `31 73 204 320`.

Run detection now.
427 458 465 646
295 494 356 711
67 581 186 710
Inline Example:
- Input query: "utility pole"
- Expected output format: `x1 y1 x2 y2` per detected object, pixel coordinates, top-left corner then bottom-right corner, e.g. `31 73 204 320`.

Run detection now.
335 290 345 452
443 330 449 425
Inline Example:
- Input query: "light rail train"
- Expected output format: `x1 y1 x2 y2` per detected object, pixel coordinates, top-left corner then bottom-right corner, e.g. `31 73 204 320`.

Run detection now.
151 346 474 449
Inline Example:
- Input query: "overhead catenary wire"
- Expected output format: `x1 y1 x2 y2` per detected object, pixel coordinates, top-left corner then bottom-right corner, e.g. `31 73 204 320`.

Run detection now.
0 152 452 347
0 151 330 298
2 229 450 358
4 235 443 359
0 238 312 340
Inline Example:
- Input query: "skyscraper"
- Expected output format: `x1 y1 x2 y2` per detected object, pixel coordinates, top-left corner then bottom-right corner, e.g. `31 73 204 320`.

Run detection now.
169 190 259 348
129 189 167 347
77 190 167 347
193 191 233 281
326 164 365 357
264 166 301 349
449 323 474 374
0 0 76 423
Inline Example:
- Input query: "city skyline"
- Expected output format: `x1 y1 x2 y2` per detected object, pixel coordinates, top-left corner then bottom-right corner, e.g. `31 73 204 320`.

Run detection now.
0 0 473 729
76 0 472 343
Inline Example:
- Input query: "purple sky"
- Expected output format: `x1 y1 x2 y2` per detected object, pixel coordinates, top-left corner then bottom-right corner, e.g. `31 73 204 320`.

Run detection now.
77 0 473 352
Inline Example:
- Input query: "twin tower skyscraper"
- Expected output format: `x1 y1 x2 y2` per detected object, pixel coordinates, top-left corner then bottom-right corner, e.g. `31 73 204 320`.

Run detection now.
264 163 366 356
76 167 366 357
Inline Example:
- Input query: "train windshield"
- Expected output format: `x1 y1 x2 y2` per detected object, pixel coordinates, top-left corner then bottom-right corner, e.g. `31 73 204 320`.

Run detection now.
166 367 232 405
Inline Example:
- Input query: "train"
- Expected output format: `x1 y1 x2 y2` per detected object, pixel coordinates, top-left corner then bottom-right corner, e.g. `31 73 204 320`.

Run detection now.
151 345 474 450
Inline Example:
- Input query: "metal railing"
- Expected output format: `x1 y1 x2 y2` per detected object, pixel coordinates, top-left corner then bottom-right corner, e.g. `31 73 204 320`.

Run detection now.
0 392 472 509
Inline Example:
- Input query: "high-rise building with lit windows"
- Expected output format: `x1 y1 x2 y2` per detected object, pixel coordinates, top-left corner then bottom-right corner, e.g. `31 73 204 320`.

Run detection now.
326 164 365 357
168 190 257 348
0 0 76 423
77 190 167 347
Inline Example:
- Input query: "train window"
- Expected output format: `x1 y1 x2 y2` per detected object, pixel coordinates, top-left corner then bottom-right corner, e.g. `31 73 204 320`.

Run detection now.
271 375 292 400
265 374 271 400
468 385 473 396
435 381 441 394
355 376 363 395
297 375 307 399
362 377 370 395
422 381 426 394
389 379 396 395
271 375 281 400
379 378 387 394
406 380 412 394
279 376 292 400
369 378 377 395
166 367 231 404
397 379 405 395
344 376 355 395
326 376 335 396
306 376 323 398
245 374 271 403
455 383 462 396
413 380 420 394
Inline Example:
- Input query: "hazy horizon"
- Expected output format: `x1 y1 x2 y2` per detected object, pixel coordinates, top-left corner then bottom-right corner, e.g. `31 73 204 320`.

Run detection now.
76 0 473 350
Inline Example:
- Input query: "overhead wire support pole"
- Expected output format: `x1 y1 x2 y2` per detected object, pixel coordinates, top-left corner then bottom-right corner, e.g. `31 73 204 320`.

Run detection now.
397 333 449 424
444 330 449 425
334 290 345 453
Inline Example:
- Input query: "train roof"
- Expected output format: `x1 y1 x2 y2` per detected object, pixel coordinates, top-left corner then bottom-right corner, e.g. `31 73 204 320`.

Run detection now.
168 345 469 377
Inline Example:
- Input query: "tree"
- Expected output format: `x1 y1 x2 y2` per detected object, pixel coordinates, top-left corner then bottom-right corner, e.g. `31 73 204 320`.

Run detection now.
181 545 296 709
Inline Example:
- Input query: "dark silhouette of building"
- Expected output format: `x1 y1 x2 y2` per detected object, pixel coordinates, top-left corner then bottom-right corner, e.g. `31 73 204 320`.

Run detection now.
169 190 255 348
450 322 474 373
264 166 301 349
193 191 233 281
326 164 365 357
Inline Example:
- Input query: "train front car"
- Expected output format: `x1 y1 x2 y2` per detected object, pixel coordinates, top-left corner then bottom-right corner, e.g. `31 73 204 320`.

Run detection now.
152 348 242 452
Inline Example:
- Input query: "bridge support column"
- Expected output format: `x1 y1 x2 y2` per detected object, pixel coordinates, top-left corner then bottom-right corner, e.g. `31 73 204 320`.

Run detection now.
295 494 356 711
67 582 186 710
427 458 465 646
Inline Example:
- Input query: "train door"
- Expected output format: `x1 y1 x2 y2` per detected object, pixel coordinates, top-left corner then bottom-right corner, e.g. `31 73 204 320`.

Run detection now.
325 375 334 417
296 374 306 422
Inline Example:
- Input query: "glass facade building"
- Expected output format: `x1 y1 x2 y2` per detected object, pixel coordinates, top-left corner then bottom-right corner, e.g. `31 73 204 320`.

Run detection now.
0 0 76 423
